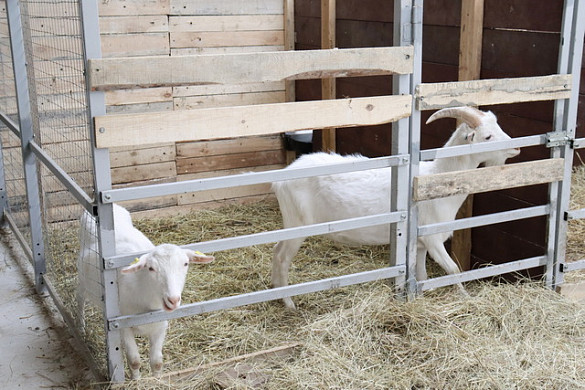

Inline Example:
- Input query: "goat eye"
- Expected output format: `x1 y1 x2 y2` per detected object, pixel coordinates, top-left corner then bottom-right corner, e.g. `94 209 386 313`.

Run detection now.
184 262 189 267
485 135 492 140
148 266 155 272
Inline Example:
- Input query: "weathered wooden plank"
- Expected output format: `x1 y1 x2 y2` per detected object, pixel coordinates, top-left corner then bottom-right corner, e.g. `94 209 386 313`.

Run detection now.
101 33 169 58
89 46 414 90
177 150 285 174
173 91 285 110
105 87 173 106
94 95 412 148
171 31 284 48
106 101 174 115
413 158 564 202
171 45 284 56
173 82 284 98
99 16 169 34
176 135 283 158
416 74 572 110
98 0 171 16
169 15 283 32
111 161 177 185
452 0 485 271
109 144 176 168
170 0 284 16
178 183 272 205
321 0 336 152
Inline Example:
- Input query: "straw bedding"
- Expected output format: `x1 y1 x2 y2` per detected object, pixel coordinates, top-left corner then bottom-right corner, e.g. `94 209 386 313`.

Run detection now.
51 166 585 389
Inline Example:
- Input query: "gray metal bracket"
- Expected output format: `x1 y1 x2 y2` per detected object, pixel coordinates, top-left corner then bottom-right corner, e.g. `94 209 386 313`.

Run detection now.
546 131 570 148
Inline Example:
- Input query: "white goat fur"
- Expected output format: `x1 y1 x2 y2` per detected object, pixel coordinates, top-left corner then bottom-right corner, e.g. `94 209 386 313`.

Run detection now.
271 107 520 309
77 204 214 379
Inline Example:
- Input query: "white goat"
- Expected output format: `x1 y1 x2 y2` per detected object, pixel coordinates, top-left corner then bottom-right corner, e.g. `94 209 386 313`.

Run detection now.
271 106 520 309
77 204 214 379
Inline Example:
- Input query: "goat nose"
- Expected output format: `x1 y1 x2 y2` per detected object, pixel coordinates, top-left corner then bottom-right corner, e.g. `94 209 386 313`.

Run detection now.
168 296 181 306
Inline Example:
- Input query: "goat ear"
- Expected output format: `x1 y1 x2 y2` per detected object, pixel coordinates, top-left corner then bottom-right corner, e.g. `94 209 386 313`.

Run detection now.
121 254 148 274
465 130 476 143
185 250 215 264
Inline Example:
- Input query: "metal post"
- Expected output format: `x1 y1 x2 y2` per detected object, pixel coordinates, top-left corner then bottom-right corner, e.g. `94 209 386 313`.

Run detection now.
408 0 424 297
391 0 413 295
552 0 585 288
6 0 46 293
78 0 125 382
0 134 7 225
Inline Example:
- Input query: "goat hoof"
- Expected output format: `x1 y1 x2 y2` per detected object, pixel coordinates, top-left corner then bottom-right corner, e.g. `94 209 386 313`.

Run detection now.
283 297 297 310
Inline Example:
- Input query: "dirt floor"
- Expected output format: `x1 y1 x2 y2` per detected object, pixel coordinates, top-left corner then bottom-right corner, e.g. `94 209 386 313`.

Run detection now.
0 229 91 389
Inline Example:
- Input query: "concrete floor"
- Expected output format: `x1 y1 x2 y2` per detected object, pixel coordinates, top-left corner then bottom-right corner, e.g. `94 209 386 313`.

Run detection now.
0 229 92 389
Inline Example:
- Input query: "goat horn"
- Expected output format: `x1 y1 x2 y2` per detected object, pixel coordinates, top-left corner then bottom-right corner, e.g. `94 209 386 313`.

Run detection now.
426 106 485 128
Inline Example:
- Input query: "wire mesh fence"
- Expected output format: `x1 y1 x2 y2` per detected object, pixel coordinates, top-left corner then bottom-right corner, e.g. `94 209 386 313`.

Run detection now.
0 4 31 245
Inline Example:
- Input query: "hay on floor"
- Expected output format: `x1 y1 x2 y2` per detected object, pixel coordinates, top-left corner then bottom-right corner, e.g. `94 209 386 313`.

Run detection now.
48 166 585 389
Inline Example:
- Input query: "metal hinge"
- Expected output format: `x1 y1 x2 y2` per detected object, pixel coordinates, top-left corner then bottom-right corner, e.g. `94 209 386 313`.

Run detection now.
546 131 569 148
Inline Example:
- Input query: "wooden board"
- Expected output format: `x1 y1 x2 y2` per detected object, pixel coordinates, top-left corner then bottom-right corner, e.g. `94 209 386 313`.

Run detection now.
109 143 176 168
105 87 173 106
173 82 284 98
176 135 283 157
169 15 283 32
177 150 285 174
170 31 284 49
98 0 171 16
99 16 169 34
94 95 412 148
170 0 284 16
100 33 170 57
88 47 414 90
111 161 177 185
416 74 572 110
173 91 285 110
413 159 565 202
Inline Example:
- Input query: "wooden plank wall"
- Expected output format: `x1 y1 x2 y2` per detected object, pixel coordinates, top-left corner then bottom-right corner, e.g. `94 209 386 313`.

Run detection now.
97 0 288 215
294 0 585 272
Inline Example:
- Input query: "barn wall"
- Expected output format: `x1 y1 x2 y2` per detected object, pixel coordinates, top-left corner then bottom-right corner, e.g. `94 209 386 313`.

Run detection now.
294 0 585 270
98 0 288 215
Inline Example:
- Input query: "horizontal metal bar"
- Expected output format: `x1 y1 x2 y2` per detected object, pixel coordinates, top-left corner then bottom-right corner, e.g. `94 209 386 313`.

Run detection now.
419 256 547 291
418 205 550 236
106 211 406 269
101 154 408 204
0 109 20 137
4 210 33 264
29 141 94 212
109 265 405 329
420 134 545 161
566 208 585 220
572 137 585 149
561 259 585 273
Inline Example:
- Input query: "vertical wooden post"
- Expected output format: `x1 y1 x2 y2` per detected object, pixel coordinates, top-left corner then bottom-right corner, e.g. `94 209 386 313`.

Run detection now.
321 0 336 152
451 0 484 271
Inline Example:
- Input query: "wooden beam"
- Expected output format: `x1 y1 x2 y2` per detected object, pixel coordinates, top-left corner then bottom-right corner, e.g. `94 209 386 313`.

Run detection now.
413 159 564 202
321 0 336 152
416 74 572 110
94 95 412 148
284 0 296 103
89 46 414 90
453 0 484 271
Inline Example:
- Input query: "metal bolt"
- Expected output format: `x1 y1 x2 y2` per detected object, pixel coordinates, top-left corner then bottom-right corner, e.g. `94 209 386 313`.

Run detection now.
104 194 111 201
111 322 119 329
107 260 115 268
400 212 407 220
99 127 106 133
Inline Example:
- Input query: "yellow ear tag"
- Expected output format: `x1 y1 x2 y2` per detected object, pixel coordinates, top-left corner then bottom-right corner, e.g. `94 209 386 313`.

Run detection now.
130 257 140 265
195 251 206 256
